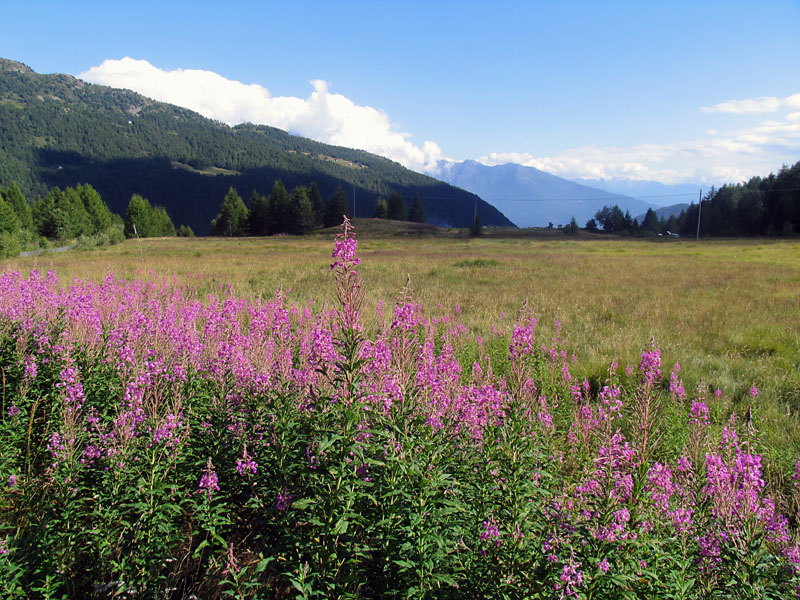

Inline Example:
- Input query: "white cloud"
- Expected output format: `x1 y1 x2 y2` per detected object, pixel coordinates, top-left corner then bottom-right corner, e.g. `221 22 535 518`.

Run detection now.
79 58 444 173
701 92 800 114
475 114 800 185
79 58 799 186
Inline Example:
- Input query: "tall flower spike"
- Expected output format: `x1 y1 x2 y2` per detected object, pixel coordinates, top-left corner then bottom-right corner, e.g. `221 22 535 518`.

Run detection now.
199 458 220 499
331 216 364 331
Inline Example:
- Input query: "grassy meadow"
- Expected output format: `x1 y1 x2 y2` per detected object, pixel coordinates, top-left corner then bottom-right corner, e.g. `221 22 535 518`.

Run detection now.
5 223 799 461
3 221 800 598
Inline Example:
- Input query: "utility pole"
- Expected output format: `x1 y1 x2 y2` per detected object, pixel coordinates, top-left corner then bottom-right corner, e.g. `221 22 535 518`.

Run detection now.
695 188 702 241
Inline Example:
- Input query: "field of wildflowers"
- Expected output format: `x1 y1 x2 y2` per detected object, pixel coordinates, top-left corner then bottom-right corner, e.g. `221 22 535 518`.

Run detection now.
0 219 798 599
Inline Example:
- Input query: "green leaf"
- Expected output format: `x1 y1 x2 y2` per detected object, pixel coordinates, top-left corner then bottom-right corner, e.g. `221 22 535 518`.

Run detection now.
333 518 349 535
292 497 315 510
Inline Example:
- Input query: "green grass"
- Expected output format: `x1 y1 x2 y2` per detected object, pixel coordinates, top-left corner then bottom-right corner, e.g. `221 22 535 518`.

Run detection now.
4 224 799 467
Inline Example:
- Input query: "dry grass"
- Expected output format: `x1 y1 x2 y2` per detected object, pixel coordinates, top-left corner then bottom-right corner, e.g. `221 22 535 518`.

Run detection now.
4 223 800 461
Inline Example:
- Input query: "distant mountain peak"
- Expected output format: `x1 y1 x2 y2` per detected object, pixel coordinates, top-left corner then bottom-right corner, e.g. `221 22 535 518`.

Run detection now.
437 160 654 228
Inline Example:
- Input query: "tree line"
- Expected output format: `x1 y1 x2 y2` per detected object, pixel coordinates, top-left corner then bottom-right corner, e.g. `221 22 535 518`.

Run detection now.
0 178 196 258
210 182 427 236
576 161 800 238
674 161 800 237
0 181 127 257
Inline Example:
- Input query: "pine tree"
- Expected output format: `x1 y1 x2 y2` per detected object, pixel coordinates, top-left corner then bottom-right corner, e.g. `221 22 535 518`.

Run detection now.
211 187 249 236
289 186 314 234
268 180 291 234
641 208 659 233
177 224 195 237
387 191 406 221
0 197 20 234
62 187 94 238
324 186 349 228
124 194 154 238
4 183 32 231
248 190 270 236
407 193 425 223
151 206 177 236
77 183 113 233
374 197 388 219
308 182 324 228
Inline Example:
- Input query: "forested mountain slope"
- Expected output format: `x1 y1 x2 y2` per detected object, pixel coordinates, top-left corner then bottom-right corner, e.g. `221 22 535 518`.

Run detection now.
0 59 512 233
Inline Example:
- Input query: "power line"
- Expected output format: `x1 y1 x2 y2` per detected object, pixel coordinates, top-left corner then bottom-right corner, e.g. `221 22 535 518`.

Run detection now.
453 188 800 204
498 192 701 203
338 188 800 205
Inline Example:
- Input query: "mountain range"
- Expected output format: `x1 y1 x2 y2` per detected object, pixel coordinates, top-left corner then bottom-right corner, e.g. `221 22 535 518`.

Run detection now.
435 160 656 228
0 58 513 233
573 178 702 207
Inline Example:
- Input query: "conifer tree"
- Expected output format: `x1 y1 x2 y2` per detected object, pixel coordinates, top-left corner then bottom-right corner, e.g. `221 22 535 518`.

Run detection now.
268 180 291 234
151 206 177 236
641 208 659 233
62 187 94 237
211 187 249 236
374 197 388 219
77 183 113 232
124 194 154 238
289 186 314 234
248 190 270 236
4 183 32 231
308 182 324 228
387 191 406 221
324 186 349 228
0 197 20 234
407 193 425 223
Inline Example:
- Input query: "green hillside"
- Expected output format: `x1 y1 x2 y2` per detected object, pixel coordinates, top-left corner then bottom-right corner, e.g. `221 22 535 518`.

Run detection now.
0 58 513 234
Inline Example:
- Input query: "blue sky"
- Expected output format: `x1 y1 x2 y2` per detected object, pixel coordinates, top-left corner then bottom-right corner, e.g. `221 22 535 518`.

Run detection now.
2 0 799 184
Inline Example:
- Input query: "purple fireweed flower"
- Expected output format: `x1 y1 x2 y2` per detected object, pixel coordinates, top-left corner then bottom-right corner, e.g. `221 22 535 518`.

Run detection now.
56 366 85 412
8 474 17 487
22 355 37 380
330 235 360 271
199 459 219 498
558 560 584 598
236 445 258 476
330 217 364 332
669 363 686 400
690 400 710 426
509 318 537 360
597 558 610 573
222 543 239 576
749 385 759 398
480 517 502 546
7 405 19 418
275 491 293 511
639 344 661 385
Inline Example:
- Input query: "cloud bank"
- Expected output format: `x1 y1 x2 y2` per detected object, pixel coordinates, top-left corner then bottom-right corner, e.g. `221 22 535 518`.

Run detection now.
79 58 444 173
701 93 800 114
79 59 798 185
477 100 800 185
